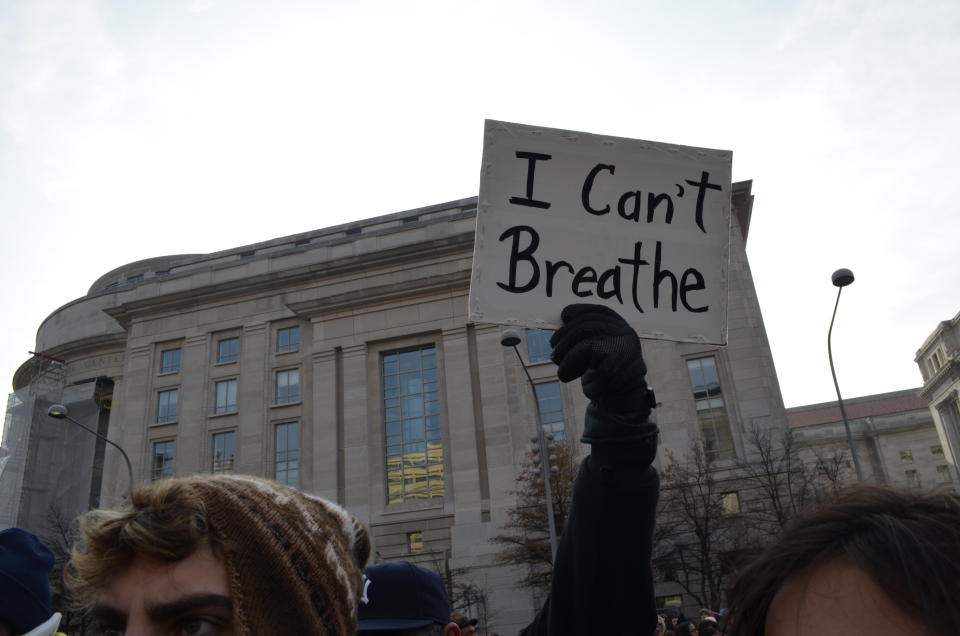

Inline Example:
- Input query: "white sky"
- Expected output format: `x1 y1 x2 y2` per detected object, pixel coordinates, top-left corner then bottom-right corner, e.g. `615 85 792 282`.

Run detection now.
2 0 958 408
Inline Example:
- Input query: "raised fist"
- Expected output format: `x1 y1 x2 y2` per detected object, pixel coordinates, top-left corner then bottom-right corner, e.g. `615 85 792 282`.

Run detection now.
550 304 657 446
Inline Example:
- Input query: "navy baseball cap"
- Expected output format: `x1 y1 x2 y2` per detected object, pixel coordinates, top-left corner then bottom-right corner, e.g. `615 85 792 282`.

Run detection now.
0 528 55 634
357 561 450 631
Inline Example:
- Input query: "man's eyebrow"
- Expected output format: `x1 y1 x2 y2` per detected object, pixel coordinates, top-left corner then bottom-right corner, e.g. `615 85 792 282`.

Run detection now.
147 593 233 623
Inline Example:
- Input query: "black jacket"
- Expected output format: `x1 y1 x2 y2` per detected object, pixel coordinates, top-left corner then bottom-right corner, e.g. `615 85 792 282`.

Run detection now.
519 449 660 636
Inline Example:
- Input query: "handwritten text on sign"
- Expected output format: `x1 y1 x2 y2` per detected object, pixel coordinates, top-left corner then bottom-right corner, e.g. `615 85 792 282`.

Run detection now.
468 120 732 344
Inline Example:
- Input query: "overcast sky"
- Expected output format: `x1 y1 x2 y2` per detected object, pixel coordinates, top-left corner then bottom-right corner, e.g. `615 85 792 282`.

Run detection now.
2 0 958 408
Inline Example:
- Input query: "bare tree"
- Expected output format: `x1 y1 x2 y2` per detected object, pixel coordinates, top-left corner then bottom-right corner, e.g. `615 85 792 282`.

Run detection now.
447 567 497 630
809 446 853 499
654 441 756 610
42 506 92 635
489 445 578 594
737 423 816 534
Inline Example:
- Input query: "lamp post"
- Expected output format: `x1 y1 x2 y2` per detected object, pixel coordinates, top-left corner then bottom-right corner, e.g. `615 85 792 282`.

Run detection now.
501 328 559 562
827 268 863 482
47 404 135 499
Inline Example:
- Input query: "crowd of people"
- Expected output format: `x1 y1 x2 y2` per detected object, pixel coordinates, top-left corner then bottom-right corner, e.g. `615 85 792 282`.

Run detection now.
1 304 958 636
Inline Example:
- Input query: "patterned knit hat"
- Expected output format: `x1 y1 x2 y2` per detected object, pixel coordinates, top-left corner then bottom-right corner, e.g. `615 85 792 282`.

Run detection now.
185 475 370 635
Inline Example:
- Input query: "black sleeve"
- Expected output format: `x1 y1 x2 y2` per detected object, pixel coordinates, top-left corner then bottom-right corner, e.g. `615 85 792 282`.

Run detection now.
518 453 660 636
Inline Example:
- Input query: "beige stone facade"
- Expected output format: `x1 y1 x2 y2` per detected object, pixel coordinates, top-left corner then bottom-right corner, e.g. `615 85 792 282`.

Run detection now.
787 388 955 491
6 184 787 632
915 311 960 485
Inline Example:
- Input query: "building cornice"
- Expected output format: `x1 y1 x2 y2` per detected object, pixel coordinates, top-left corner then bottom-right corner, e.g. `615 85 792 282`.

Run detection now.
13 332 127 391
919 358 960 400
103 233 475 328
288 269 471 318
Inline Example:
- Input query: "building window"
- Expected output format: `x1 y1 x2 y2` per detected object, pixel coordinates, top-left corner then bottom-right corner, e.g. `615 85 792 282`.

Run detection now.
214 379 238 415
212 431 236 474
383 346 444 504
656 595 683 608
151 441 175 481
275 422 299 488
937 465 953 483
526 329 555 363
277 326 300 353
721 491 741 515
275 369 300 404
407 531 424 553
156 389 178 424
687 357 735 460
932 445 944 457
217 338 239 363
905 469 920 488
535 381 565 443
160 348 181 374
928 348 945 374
900 449 914 463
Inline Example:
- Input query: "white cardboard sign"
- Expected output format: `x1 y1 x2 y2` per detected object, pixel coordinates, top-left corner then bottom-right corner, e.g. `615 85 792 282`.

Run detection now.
469 120 732 344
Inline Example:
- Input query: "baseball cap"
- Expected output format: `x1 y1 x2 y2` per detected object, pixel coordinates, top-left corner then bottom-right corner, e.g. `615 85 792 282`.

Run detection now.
0 528 55 634
358 561 450 631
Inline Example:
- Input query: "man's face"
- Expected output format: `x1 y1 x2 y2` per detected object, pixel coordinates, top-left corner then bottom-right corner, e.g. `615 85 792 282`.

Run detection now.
765 558 923 636
91 543 234 636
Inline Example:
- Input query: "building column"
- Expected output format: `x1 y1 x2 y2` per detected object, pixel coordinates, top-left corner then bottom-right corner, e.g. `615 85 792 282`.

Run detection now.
311 348 340 502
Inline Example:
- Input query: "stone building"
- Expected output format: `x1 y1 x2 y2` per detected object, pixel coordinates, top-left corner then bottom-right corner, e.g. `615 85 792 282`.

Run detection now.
787 388 955 491
915 310 960 484
5 182 787 632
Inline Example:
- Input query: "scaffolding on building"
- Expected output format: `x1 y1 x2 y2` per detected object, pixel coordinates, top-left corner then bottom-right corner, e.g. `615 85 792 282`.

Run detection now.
0 352 67 530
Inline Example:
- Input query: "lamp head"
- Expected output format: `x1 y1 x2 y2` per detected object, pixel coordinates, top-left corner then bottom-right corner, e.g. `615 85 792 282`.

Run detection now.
831 268 855 287
47 404 68 419
500 329 522 348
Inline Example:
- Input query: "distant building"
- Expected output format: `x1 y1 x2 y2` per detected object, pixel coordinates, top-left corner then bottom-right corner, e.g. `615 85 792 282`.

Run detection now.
915 310 960 484
6 184 787 632
787 388 955 491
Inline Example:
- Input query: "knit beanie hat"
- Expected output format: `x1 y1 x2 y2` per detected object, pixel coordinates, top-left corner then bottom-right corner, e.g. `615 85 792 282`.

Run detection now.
0 528 55 634
185 475 370 635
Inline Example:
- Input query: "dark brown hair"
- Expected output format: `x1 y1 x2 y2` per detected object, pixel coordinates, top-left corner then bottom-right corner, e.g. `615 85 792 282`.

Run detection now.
726 485 960 636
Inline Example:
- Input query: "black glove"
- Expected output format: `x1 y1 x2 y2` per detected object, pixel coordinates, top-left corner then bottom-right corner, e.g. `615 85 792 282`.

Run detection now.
550 304 658 450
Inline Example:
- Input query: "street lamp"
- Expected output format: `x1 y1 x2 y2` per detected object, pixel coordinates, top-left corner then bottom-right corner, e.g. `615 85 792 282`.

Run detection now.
827 268 863 481
47 404 135 499
500 328 559 562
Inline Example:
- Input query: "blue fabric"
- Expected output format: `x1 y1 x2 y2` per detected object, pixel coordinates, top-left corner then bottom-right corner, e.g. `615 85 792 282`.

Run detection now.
0 528 54 634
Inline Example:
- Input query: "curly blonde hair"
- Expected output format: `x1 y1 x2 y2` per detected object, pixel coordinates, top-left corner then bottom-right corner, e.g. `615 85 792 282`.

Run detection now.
66 478 221 608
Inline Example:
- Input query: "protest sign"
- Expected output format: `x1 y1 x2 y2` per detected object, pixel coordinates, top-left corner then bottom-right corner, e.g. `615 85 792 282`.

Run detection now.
469 120 732 344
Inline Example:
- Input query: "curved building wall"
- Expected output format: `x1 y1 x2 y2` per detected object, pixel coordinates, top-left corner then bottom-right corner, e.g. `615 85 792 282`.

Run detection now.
4 189 787 632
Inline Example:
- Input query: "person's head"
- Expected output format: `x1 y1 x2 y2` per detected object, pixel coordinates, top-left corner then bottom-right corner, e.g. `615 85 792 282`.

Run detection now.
451 612 478 636
675 620 698 635
0 528 56 635
726 485 960 636
66 474 370 635
698 618 717 636
357 561 460 635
